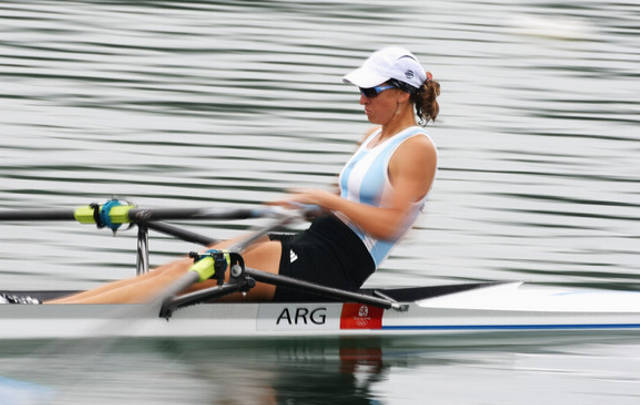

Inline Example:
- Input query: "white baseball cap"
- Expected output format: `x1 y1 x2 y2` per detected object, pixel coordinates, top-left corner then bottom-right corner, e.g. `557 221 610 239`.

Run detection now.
343 46 427 89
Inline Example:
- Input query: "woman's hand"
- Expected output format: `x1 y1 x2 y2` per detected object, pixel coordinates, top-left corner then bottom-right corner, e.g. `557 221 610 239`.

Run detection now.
270 189 337 210
269 189 338 220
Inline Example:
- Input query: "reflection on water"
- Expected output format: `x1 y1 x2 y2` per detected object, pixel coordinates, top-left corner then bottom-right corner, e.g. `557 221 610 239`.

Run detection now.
0 338 391 404
1 335 640 404
1 0 639 403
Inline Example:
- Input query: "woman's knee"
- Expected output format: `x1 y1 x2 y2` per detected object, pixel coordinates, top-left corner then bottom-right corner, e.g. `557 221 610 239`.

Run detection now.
243 241 282 275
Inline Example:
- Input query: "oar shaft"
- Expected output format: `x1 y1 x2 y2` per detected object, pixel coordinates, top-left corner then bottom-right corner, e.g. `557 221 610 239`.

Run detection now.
0 209 75 221
228 213 297 252
144 221 218 246
141 209 295 250
128 207 263 222
157 271 201 305
0 205 284 223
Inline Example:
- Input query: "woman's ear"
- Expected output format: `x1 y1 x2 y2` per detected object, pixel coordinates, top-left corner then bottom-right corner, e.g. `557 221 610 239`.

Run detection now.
397 91 411 104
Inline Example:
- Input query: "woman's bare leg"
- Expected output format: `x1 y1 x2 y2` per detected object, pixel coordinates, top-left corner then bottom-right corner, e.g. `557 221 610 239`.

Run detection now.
48 235 255 303
46 257 192 304
47 234 277 304
47 257 189 303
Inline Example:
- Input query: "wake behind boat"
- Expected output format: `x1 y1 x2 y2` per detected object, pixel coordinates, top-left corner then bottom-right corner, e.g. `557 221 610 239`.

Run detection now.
1 201 640 341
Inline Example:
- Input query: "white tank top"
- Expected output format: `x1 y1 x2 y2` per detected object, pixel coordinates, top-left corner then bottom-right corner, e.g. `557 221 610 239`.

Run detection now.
337 126 436 267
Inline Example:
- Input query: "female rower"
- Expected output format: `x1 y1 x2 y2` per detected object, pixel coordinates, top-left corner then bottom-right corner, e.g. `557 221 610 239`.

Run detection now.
47 46 440 304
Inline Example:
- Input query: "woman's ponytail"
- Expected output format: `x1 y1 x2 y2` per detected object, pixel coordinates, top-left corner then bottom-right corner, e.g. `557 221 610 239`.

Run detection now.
411 73 440 126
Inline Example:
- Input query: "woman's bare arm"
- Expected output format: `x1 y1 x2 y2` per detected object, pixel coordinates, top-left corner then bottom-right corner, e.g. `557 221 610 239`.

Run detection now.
278 135 436 240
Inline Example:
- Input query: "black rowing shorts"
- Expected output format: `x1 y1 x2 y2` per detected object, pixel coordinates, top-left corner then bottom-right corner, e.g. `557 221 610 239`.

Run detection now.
270 214 375 302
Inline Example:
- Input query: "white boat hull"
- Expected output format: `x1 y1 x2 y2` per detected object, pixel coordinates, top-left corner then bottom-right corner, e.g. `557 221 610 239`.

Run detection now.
2 283 640 340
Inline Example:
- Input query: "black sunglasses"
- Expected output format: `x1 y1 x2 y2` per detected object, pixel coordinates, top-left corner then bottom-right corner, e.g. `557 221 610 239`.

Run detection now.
359 84 396 98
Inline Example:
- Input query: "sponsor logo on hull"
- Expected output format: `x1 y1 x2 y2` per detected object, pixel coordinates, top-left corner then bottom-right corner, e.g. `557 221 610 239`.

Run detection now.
340 303 383 329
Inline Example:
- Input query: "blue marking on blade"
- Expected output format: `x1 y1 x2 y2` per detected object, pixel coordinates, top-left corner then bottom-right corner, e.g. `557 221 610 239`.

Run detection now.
382 323 640 330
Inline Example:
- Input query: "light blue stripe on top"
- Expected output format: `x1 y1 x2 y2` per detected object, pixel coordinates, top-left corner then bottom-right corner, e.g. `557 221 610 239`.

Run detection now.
339 146 370 199
338 126 430 267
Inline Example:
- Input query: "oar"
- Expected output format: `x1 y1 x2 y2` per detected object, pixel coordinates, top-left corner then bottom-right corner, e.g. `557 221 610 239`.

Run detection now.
0 209 75 221
139 203 323 248
0 202 290 226
152 208 303 308
144 221 218 246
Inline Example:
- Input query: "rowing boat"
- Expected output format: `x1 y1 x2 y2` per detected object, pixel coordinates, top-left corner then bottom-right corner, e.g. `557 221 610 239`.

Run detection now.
1 201 640 341
1 281 640 340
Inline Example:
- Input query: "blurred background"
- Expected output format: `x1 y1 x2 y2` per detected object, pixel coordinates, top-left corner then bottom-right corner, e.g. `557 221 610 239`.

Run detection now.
0 1 639 404
1 0 639 290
